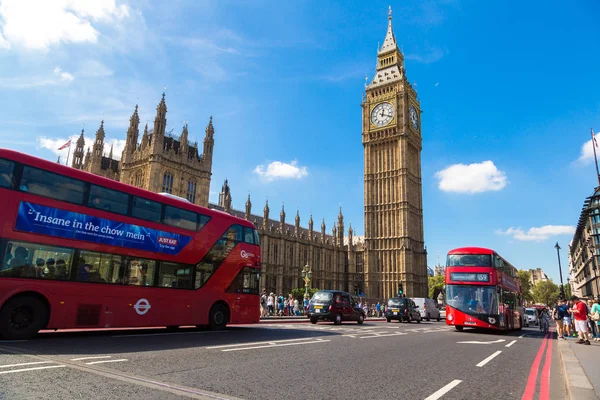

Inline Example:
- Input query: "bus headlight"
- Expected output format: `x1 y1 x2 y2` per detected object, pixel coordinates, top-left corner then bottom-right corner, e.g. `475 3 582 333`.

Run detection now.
448 314 454 322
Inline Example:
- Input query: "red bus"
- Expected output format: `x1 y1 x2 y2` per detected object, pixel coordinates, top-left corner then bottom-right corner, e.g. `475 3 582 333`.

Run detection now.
0 149 261 339
445 247 524 331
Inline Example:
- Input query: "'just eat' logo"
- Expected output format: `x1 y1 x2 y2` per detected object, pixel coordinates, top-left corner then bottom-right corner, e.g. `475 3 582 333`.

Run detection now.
158 237 178 246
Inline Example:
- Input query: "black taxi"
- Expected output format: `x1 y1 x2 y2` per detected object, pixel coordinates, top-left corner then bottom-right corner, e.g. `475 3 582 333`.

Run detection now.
386 297 422 323
307 290 365 325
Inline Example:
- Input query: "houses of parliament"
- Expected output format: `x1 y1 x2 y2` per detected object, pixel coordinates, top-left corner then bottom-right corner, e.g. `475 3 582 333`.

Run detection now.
72 10 428 300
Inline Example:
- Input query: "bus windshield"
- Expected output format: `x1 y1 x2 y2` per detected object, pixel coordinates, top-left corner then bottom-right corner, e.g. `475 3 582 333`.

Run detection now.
447 254 491 267
446 284 497 315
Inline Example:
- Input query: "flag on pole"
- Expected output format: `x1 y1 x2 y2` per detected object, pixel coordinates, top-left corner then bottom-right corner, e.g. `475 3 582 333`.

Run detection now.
57 140 71 150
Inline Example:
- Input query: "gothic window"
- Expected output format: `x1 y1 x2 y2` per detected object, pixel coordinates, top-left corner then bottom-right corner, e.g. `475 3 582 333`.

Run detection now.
186 180 197 203
162 172 173 193
135 171 143 187
273 243 278 264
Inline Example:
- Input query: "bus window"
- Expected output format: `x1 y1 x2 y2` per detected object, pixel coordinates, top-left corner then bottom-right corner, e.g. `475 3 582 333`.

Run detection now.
198 214 211 231
89 185 129 215
226 267 260 294
20 166 86 205
224 225 242 242
131 196 161 222
243 227 255 244
0 158 14 188
253 229 260 246
78 250 122 283
124 258 155 286
0 240 73 281
447 254 491 267
159 261 192 289
164 205 197 231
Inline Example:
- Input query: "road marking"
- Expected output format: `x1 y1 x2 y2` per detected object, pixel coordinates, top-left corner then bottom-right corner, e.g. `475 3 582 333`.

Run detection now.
0 361 53 369
521 332 550 400
358 333 408 339
112 330 231 338
221 339 330 352
86 359 128 365
70 356 112 361
0 365 66 375
424 379 462 400
506 340 517 348
476 351 502 367
0 340 28 343
206 337 317 349
458 339 506 344
539 333 553 400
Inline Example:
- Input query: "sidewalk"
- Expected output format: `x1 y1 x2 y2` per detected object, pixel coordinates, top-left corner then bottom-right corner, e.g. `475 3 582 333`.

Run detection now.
557 336 600 400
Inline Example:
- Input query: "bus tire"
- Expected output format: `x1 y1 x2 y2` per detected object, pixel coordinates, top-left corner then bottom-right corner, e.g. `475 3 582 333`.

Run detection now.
310 318 318 324
0 295 49 340
455 326 464 332
208 303 229 331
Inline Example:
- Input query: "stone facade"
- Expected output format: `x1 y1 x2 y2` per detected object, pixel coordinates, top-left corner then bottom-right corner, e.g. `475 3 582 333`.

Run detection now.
361 9 427 298
568 186 600 299
72 93 214 207
527 268 549 286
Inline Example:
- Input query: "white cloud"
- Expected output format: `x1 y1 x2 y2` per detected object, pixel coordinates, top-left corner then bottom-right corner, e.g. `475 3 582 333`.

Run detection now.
37 135 124 161
576 133 599 164
77 60 113 78
253 160 308 182
0 66 74 88
435 160 508 193
0 0 130 51
53 67 74 82
496 225 575 242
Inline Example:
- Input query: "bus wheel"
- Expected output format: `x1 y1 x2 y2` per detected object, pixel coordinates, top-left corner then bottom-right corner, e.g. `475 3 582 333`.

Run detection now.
0 295 48 340
208 303 229 331
310 318 318 324
455 326 464 332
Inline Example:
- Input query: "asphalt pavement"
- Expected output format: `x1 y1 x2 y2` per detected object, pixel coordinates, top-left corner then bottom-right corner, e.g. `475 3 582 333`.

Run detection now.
0 321 567 400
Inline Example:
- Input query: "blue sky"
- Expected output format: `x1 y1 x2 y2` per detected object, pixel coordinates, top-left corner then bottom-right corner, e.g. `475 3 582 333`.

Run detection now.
1 0 599 283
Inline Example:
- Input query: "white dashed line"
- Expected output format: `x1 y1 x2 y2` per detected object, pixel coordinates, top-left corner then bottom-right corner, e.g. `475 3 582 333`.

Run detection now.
0 365 66 375
0 361 53 369
70 356 112 361
505 340 517 348
221 339 330 352
424 379 462 400
207 337 315 349
476 351 502 367
86 359 128 365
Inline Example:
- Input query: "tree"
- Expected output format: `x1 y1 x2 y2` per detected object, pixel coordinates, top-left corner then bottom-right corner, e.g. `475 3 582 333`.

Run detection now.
290 287 320 300
428 275 445 299
562 283 572 299
532 280 560 306
518 270 534 303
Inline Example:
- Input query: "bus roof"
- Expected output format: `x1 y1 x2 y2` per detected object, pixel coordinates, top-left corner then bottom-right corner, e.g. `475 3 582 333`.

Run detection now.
447 247 494 255
0 148 256 229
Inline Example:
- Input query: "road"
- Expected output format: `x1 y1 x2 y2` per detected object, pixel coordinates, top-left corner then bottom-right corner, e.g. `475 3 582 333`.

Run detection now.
0 320 567 400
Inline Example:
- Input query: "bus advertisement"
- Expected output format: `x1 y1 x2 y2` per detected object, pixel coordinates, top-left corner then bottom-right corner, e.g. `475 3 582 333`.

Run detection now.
445 247 524 332
0 149 261 340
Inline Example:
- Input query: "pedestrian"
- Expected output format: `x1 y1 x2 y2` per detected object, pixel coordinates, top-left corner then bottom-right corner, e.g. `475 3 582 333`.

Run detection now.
552 299 566 339
267 293 275 316
260 289 268 318
563 300 573 338
293 297 300 316
303 295 309 315
570 295 591 345
376 302 381 317
588 298 600 341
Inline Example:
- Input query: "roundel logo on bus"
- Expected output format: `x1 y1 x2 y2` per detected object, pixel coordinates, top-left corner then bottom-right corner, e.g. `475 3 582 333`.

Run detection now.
240 250 255 259
133 298 151 315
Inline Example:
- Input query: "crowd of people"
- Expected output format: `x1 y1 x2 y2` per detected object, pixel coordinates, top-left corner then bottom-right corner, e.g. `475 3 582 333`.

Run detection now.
550 295 600 345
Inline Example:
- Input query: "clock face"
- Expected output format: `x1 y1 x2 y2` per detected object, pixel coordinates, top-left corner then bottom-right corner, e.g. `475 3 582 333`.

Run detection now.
371 102 394 127
409 106 419 130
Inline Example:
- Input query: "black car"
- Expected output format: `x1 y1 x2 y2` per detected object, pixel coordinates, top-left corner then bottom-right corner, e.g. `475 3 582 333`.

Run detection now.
307 290 365 325
386 297 422 323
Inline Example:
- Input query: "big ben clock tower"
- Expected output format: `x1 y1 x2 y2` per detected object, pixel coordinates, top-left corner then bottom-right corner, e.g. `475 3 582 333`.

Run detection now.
362 7 427 299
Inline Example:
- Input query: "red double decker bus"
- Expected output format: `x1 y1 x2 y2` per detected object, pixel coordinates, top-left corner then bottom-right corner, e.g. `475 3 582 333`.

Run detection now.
445 247 523 331
0 149 261 339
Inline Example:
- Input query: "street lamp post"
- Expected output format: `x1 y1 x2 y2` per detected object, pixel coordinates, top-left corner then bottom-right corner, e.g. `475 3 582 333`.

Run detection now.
555 242 565 300
302 264 312 298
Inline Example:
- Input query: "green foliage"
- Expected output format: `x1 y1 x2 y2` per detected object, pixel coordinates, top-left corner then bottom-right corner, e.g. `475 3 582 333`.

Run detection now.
290 287 320 300
428 275 445 299
532 280 560 306
518 270 534 302
563 283 572 299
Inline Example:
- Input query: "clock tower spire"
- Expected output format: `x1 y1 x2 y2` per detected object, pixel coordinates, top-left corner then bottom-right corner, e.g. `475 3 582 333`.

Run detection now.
361 7 427 299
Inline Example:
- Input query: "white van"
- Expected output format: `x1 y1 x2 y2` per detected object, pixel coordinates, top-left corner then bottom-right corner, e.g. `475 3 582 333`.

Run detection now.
411 298 441 321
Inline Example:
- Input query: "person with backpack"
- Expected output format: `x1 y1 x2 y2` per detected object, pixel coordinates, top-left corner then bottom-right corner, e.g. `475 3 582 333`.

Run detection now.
571 295 591 345
553 299 566 339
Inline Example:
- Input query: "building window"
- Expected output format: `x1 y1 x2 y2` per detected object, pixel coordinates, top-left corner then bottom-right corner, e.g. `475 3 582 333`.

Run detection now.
162 172 173 193
135 171 143 187
186 180 197 203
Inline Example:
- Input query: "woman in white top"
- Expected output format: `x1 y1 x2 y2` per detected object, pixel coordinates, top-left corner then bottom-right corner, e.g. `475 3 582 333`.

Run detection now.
293 298 300 316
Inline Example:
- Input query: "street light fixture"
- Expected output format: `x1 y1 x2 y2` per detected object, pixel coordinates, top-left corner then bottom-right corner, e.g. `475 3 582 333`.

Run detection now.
302 264 312 298
555 242 565 300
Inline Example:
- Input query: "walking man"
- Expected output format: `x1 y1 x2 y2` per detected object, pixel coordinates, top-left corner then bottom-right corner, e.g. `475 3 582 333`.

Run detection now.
571 295 591 345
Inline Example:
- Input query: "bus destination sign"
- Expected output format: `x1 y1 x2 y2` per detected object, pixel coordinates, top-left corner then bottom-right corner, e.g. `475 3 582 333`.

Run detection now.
450 272 490 282
15 202 192 255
